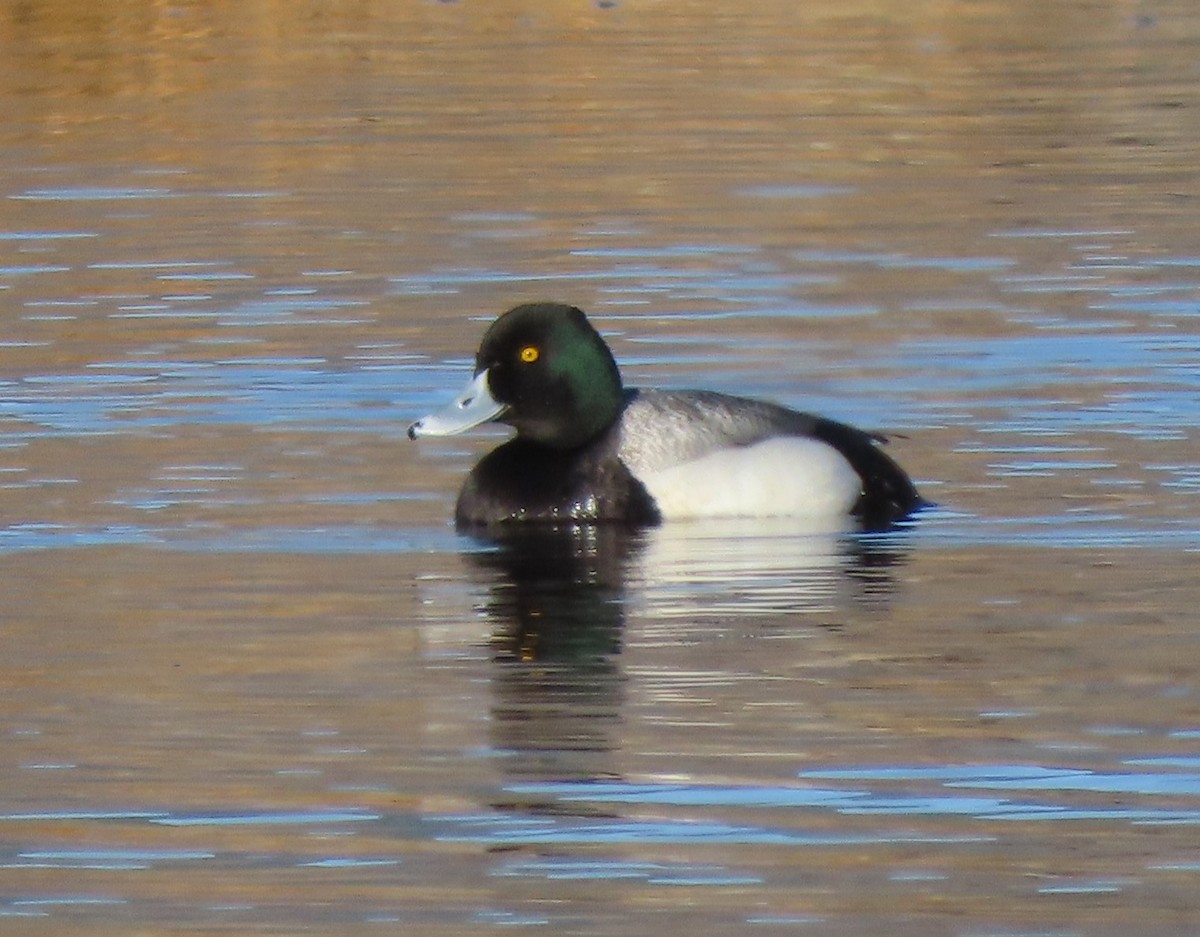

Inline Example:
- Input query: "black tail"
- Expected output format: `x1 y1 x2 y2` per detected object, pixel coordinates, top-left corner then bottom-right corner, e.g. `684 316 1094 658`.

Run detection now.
811 418 925 530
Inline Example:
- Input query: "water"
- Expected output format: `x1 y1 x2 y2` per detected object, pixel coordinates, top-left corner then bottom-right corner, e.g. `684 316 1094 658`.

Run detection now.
2 1 1200 934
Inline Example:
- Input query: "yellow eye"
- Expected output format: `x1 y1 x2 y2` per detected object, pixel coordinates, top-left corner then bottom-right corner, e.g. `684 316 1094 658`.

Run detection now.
519 345 540 364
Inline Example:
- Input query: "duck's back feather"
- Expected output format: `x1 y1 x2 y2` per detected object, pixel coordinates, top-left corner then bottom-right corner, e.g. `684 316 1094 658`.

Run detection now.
618 389 921 528
617 389 821 471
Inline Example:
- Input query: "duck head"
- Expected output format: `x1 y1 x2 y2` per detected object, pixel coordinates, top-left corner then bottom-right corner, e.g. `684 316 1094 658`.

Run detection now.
408 303 625 449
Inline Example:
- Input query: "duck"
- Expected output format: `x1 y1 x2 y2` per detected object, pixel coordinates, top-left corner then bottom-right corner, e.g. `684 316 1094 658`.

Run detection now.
408 302 923 530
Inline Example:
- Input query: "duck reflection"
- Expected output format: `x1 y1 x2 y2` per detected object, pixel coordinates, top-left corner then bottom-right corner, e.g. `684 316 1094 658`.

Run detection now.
631 517 910 619
463 524 642 783
468 524 640 664
462 520 915 784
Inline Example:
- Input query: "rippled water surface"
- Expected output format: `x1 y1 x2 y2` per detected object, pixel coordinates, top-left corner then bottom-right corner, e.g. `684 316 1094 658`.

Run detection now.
2 1 1200 934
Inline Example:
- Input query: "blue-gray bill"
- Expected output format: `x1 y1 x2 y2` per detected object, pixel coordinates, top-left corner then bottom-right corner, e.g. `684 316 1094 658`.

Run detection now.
408 369 507 440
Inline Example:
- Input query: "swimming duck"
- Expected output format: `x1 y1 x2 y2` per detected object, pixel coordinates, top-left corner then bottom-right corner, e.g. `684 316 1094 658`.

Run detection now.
408 303 922 529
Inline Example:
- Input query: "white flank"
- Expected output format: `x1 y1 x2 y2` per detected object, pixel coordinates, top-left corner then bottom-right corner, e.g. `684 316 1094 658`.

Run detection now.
633 436 861 521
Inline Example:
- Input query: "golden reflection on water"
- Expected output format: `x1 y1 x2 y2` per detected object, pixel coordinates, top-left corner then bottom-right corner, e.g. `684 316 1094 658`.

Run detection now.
5 540 1200 932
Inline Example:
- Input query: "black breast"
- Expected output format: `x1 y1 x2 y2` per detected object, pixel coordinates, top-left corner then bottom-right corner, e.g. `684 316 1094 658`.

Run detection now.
454 430 661 528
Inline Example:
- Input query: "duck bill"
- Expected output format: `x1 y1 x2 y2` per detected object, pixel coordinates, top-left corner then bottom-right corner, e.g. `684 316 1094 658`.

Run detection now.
408 369 508 439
